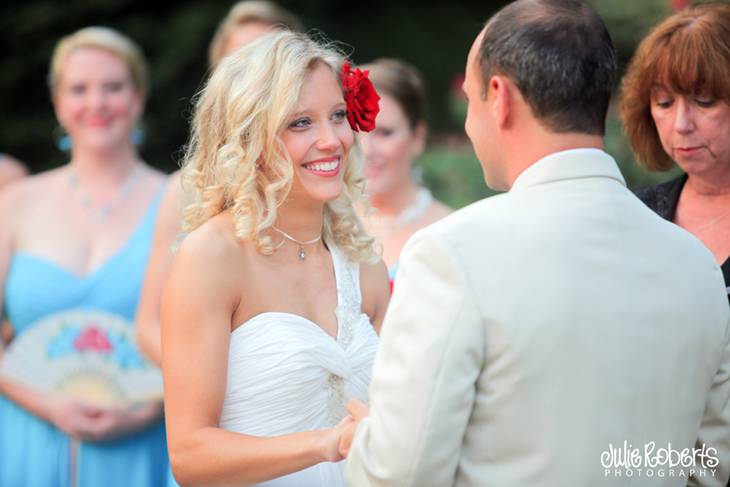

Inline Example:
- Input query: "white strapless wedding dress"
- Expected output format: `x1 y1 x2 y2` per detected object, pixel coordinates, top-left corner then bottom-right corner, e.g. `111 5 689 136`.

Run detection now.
219 244 379 486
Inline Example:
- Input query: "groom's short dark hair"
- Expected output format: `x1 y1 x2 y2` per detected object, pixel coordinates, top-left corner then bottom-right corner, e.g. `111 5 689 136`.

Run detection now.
478 0 616 135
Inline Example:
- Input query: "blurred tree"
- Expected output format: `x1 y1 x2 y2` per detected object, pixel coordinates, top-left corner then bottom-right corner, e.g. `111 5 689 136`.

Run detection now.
1 0 708 208
0 0 504 174
590 0 669 68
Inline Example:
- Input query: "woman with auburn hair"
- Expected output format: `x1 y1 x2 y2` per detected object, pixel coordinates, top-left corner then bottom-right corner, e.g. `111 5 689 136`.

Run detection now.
620 3 730 302
357 58 450 287
161 30 389 486
0 153 28 191
135 1 303 366
0 27 168 486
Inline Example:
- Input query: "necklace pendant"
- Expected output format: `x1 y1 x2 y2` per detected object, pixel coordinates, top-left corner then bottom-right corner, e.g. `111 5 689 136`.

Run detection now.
271 226 322 260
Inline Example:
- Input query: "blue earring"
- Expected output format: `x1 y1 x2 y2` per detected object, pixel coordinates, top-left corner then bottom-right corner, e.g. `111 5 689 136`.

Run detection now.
54 126 71 152
132 128 144 146
57 135 72 152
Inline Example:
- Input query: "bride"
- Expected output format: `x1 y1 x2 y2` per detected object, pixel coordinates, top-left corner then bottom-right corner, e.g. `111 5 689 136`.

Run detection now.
160 30 390 486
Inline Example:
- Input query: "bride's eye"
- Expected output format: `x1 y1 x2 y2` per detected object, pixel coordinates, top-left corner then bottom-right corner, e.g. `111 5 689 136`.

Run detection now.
289 117 312 130
332 109 347 122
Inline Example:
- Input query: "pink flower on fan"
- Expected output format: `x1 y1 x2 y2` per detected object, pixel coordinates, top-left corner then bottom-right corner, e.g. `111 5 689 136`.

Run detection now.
73 325 113 353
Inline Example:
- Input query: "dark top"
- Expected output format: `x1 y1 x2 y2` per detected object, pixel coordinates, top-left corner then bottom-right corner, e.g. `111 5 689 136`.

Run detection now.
635 174 730 301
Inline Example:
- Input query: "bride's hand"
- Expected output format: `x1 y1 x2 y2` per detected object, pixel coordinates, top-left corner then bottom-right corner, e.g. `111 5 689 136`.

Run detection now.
338 399 370 458
319 416 355 462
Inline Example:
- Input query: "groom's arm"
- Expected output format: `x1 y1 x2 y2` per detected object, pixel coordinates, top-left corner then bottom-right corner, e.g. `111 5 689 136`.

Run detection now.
346 227 484 487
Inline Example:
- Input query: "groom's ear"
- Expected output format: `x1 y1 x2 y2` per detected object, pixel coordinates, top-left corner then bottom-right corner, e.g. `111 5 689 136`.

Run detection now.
488 74 513 129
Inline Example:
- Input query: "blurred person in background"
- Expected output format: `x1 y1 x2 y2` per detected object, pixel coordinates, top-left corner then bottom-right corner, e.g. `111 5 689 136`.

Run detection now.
0 153 28 191
135 0 303 366
621 3 730 303
0 27 168 487
358 58 450 287
1 155 28 348
207 0 303 70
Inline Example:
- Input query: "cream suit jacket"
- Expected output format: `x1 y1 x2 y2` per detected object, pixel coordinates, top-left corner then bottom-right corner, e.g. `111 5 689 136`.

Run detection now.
346 149 730 487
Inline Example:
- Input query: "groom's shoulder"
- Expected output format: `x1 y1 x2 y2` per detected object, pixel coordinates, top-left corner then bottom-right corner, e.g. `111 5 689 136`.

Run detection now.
426 192 519 237
403 193 522 262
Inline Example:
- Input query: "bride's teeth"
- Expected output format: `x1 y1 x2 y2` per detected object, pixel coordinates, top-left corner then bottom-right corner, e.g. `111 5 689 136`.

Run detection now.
306 160 338 171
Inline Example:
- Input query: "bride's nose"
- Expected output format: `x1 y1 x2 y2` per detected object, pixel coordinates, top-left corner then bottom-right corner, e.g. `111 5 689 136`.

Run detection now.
316 122 340 152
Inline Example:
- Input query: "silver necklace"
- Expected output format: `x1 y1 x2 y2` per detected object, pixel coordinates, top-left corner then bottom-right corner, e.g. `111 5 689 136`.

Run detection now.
68 165 141 223
272 225 322 261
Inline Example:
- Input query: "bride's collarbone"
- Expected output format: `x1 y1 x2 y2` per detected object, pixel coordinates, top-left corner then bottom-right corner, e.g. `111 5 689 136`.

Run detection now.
230 242 339 322
241 246 336 287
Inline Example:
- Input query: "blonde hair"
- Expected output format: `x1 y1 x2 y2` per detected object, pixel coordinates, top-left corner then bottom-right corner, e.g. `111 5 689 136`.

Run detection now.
208 1 303 68
49 26 148 98
182 30 377 263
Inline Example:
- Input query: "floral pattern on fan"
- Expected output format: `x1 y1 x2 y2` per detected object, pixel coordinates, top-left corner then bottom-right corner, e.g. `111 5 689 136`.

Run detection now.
74 325 112 352
47 322 147 369
0 309 163 407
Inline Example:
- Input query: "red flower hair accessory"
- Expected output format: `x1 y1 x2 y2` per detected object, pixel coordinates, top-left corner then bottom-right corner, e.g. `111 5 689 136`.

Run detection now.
341 62 380 132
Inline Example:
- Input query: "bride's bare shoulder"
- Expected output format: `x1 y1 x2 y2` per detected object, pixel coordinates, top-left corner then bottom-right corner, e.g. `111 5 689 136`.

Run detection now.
172 212 245 286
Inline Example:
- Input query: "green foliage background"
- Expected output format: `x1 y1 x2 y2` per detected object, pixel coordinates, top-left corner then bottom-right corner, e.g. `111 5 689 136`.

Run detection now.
3 0 717 207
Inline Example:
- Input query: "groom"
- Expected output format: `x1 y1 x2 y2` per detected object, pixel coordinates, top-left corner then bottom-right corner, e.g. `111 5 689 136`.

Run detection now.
341 0 730 486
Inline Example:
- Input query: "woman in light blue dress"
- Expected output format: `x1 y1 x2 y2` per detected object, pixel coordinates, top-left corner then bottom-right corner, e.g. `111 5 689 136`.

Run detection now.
0 27 168 487
0 153 27 191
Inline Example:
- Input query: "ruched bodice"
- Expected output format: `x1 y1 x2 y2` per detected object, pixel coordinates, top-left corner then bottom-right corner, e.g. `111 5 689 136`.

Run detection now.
219 244 378 486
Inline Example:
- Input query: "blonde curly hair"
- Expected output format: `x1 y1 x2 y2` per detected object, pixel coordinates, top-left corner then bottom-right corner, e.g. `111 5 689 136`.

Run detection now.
181 30 377 263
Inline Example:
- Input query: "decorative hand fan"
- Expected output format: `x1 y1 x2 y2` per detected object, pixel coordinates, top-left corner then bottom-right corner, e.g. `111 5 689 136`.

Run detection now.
0 308 163 407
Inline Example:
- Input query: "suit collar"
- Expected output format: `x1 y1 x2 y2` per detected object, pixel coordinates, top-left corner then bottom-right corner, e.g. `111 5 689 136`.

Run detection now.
510 148 626 192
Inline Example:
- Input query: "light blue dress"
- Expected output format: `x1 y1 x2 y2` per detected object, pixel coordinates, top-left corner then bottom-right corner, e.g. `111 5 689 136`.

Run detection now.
0 191 168 487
